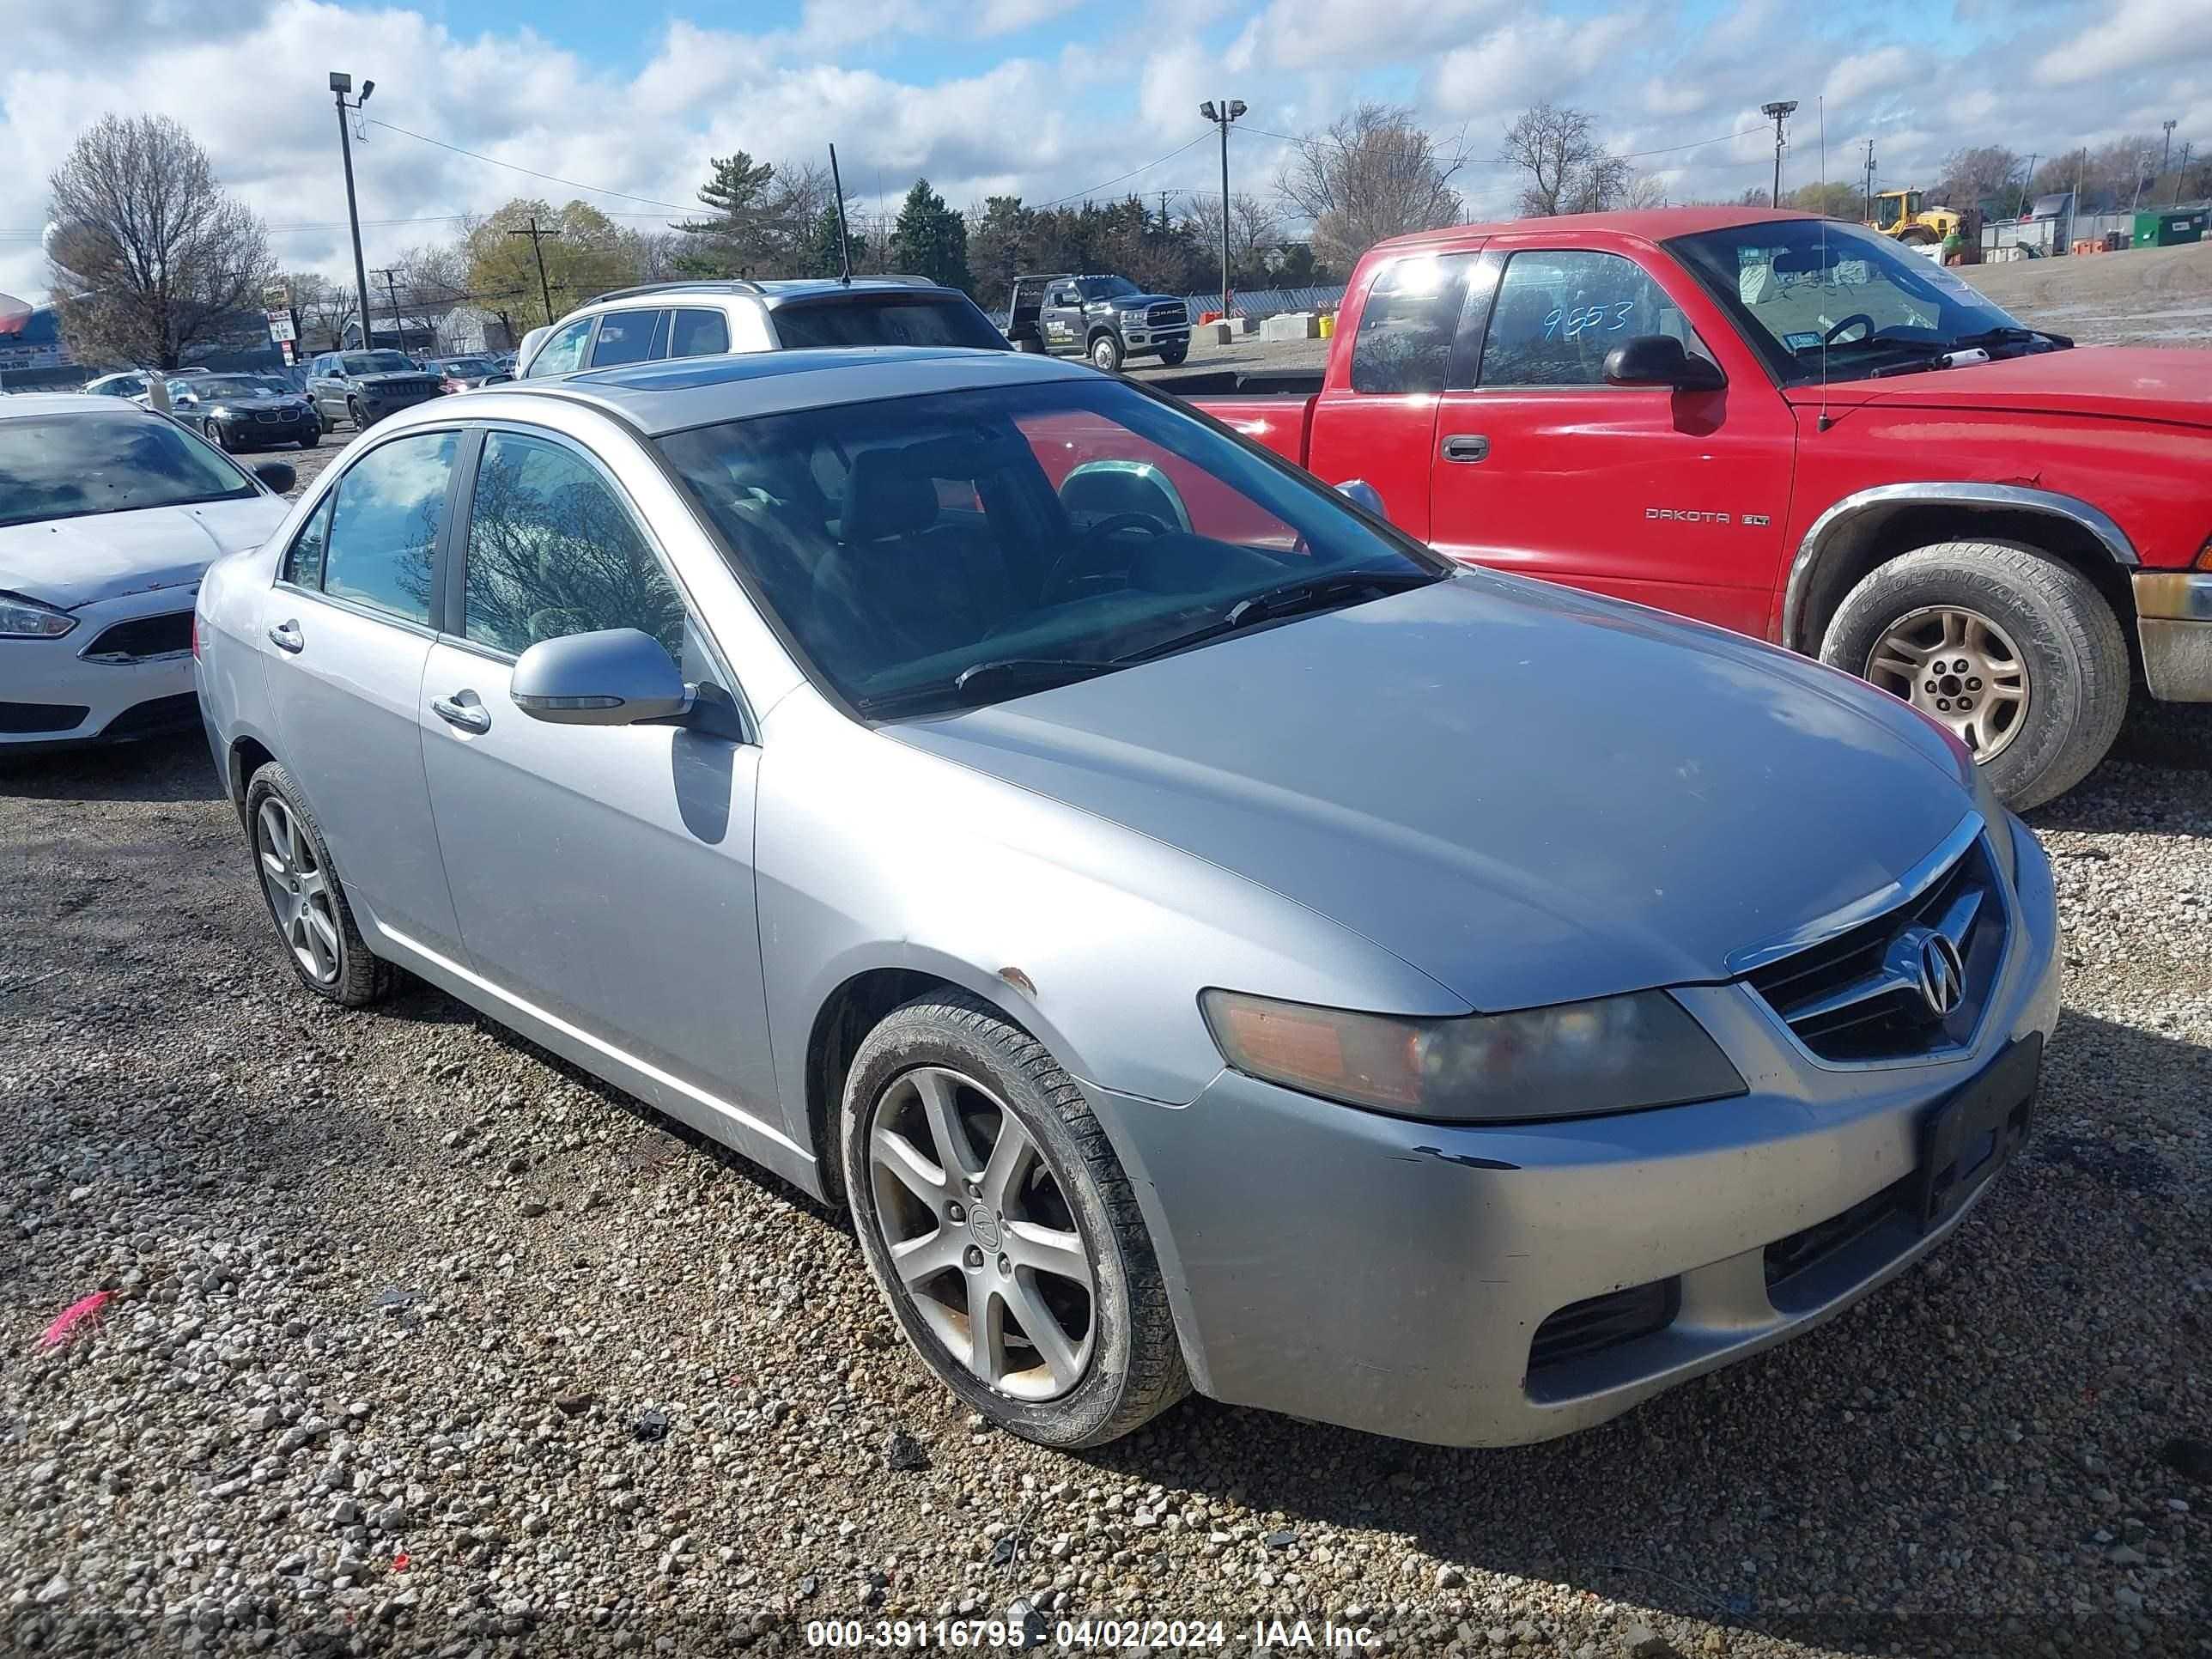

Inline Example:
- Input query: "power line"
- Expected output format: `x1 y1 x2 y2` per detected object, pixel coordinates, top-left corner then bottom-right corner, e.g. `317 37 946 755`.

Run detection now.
1030 132 1212 209
365 118 696 215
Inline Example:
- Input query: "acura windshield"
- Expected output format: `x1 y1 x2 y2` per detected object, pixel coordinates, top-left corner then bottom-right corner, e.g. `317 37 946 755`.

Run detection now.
0 412 258 529
1668 220 2025 385
659 378 1444 719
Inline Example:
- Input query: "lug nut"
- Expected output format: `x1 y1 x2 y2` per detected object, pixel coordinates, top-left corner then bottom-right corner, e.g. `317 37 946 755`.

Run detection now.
1924 680 1937 693
1966 677 1982 691
964 1245 983 1269
1936 697 1952 710
997 1254 1012 1276
1959 696 1973 710
947 1201 964 1223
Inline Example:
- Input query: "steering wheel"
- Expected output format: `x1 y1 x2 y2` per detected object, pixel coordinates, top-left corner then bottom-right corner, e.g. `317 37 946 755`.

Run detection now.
1823 313 1877 346
1042 512 1170 605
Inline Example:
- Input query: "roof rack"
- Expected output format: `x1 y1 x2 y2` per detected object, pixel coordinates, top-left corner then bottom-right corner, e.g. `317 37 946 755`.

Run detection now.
581 279 767 307
1013 271 1075 283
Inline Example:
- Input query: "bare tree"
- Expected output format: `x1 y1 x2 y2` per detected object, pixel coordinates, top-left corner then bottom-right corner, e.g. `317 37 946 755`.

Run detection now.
1623 172 1670 210
1936 145 2023 206
1183 191 1284 280
1279 103 1465 270
45 114 272 370
1498 103 1632 216
285 270 355 352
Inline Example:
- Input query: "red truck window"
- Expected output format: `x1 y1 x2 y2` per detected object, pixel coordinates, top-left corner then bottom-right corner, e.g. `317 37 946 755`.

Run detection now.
1479 251 1712 388
1350 253 1475 395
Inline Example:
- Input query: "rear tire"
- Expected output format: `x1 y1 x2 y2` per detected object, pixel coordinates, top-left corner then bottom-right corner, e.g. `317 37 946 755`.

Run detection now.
1089 332 1124 373
842 992 1188 1449
1820 541 2130 810
243 763 395 1007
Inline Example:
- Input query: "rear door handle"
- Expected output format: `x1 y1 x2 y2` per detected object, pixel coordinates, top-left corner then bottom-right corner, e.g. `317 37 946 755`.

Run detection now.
1441 433 1491 464
267 619 304 653
431 693 491 734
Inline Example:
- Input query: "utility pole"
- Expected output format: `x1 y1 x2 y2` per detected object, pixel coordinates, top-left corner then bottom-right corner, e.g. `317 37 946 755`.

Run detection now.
507 218 562 325
1761 101 1797 208
1199 98 1247 321
374 268 406 355
2160 118 2177 180
328 71 377 354
2176 141 2194 206
1863 137 1876 222
2017 154 2038 219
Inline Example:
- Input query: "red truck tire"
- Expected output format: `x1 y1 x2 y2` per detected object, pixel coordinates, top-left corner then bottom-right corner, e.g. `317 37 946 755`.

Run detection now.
1820 542 2130 810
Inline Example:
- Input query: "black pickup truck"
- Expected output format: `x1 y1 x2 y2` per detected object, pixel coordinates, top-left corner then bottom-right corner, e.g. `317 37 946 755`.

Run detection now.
1006 274 1191 372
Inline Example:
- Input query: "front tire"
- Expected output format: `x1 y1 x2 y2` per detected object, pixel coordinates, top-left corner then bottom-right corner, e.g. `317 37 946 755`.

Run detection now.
346 397 368 431
1089 332 1124 373
1157 343 1189 367
244 763 394 1006
842 993 1188 1448
1820 541 2130 810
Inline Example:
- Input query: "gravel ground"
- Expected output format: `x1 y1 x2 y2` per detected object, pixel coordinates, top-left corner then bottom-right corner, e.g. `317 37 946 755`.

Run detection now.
2 688 2207 1659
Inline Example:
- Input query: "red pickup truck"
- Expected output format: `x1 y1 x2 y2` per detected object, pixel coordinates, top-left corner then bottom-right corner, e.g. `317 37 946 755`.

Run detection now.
1174 207 2212 808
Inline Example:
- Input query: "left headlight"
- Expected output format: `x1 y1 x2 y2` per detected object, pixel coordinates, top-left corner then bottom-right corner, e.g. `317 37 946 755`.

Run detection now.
0 594 79 639
1200 988 1746 1124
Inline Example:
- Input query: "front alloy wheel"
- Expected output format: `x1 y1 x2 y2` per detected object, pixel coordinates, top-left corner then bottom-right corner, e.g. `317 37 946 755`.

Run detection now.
1090 333 1123 373
842 994 1188 1446
255 794 341 984
1864 604 2027 762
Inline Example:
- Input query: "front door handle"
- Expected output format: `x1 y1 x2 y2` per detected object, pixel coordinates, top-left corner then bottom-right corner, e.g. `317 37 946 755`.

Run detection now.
1441 433 1491 464
431 693 491 734
267 619 304 653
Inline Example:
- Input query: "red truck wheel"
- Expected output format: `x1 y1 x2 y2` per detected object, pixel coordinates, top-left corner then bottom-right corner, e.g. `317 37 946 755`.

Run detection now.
1820 542 2130 811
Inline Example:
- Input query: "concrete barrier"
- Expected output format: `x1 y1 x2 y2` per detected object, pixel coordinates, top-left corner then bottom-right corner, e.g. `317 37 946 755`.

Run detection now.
1260 312 1320 342
1206 320 1235 345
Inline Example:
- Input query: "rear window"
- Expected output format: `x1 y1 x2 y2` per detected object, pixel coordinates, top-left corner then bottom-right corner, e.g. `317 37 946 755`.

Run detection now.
770 296 1006 352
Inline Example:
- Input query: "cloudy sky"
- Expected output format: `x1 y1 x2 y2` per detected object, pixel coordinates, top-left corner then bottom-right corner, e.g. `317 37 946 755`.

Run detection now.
2 0 2206 302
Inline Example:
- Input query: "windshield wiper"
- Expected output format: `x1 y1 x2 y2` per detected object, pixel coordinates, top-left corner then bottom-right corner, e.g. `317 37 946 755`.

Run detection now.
854 657 1119 719
1120 567 1437 665
1863 325 2054 380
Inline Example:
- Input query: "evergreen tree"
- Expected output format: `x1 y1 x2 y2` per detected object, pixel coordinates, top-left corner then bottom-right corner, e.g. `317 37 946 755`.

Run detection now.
674 152 779 276
890 179 972 293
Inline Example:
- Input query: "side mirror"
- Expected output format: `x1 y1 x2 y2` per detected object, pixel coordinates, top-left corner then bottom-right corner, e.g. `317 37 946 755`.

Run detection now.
1334 478 1389 522
1604 335 1725 392
252 459 296 494
511 628 692 726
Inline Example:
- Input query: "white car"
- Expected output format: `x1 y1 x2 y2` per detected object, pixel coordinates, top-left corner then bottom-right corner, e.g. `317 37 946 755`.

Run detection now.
1 395 294 750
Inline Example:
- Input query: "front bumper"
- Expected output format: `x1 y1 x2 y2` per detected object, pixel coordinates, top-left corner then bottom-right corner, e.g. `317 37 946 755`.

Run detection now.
2134 571 2212 702
1088 813 2061 1447
0 586 202 750
1121 327 1192 353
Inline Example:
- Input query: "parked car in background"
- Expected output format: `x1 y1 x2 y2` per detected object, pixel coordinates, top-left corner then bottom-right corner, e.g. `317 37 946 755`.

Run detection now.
164 373 321 452
196 347 2055 1450
1006 272 1191 371
1177 206 2212 808
516 277 1006 378
303 349 446 433
2 394 292 750
427 355 513 392
83 370 157 401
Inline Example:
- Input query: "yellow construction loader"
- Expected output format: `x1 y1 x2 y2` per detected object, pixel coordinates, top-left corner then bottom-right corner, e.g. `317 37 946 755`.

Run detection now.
1867 188 1960 245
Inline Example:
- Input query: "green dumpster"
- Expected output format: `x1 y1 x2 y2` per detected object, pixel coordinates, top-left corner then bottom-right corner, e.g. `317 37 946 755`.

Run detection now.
2133 209 2208 247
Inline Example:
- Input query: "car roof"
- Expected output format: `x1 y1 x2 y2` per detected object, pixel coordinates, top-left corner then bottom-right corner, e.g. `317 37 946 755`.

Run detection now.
412 345 1091 438
0 392 154 419
1374 205 1823 254
579 277 960 313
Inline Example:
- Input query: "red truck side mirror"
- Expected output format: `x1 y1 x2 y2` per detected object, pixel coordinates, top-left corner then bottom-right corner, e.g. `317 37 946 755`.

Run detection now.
1604 335 1725 392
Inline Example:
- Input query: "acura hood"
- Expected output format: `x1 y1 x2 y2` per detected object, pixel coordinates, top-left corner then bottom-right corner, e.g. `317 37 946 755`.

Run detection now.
1796 345 2212 429
890 573 1973 1012
0 495 290 610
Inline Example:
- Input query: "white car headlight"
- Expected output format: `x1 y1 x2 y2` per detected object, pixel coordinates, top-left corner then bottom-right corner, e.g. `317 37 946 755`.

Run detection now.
1201 988 1746 1123
0 594 78 639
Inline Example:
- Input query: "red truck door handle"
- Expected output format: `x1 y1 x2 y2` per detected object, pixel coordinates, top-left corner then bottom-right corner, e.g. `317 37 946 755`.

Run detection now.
1441 433 1491 464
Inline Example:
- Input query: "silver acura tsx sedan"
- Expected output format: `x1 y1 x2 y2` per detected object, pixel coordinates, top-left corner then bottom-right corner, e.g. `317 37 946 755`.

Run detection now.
195 347 2058 1449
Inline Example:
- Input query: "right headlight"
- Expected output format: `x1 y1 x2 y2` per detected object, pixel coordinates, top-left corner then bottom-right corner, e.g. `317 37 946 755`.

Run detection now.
1200 988 1746 1124
0 594 78 639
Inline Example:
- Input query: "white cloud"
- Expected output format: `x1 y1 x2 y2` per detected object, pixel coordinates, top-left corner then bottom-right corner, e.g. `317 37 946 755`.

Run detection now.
1824 47 1913 110
2034 0 2212 86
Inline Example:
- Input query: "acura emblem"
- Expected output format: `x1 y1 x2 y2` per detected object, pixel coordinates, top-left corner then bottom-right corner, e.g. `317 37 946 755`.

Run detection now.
1917 930 1966 1019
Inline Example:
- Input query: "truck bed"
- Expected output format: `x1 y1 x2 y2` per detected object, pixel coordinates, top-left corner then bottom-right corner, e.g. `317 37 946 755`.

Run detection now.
1145 368 1326 398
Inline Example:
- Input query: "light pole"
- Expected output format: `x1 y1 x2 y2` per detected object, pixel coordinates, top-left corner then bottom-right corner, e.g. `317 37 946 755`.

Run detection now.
330 72 376 352
1762 100 1797 208
2160 118 2177 182
1199 98 1246 322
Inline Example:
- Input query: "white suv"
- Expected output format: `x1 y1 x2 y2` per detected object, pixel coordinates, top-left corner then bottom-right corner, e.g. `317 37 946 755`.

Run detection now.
518 278 1006 378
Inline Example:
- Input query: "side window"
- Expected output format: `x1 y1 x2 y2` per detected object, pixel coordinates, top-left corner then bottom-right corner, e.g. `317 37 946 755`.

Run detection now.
462 430 685 663
1479 250 1711 388
1349 253 1474 395
281 493 334 590
668 307 730 358
588 309 663 368
320 431 455 625
526 317 594 378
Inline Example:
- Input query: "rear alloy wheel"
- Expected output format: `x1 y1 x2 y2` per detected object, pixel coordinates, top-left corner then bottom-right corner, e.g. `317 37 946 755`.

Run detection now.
842 993 1187 1447
1089 332 1124 373
244 762 394 1006
1820 540 2130 810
